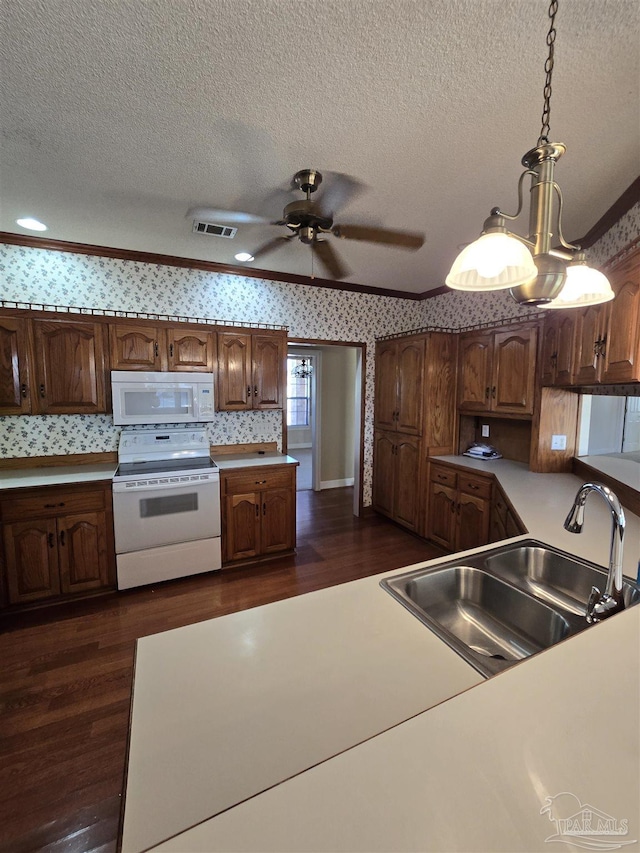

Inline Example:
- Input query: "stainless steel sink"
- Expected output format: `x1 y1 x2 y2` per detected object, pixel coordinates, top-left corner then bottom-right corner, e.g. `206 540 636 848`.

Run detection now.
381 539 640 678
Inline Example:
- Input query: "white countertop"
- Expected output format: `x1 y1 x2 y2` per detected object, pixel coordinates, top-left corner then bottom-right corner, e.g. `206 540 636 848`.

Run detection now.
120 455 640 852
432 456 640 577
0 462 117 490
578 452 640 492
213 451 299 470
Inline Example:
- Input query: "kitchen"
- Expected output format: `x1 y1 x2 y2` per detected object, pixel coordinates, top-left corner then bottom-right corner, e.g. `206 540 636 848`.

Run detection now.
1 0 640 851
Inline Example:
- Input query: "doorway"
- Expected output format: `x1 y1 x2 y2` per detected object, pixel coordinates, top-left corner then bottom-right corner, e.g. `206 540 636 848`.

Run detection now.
286 341 364 516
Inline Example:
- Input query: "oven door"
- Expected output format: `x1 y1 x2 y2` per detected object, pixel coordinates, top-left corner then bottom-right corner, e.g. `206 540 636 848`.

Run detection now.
112 476 220 554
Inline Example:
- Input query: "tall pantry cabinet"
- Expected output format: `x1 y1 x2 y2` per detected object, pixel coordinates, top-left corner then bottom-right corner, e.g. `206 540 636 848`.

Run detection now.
373 332 457 535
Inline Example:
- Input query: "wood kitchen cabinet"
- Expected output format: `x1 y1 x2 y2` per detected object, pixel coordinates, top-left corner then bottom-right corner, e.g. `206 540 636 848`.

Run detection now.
374 336 425 434
110 323 215 372
0 482 115 608
220 464 296 564
540 311 576 386
600 248 640 383
32 319 107 414
489 482 526 543
0 316 32 414
427 462 492 552
217 331 285 411
373 431 422 533
458 325 538 416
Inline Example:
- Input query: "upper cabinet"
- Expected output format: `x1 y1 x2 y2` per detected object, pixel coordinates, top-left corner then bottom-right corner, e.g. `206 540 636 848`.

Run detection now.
541 245 640 388
0 316 32 415
374 337 425 434
32 319 107 414
217 331 285 411
458 325 538 416
110 324 215 372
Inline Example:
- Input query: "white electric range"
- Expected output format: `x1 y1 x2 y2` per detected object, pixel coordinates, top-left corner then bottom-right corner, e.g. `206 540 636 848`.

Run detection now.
112 427 221 590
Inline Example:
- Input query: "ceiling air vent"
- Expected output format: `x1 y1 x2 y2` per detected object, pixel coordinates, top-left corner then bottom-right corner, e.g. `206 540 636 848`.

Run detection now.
192 220 237 238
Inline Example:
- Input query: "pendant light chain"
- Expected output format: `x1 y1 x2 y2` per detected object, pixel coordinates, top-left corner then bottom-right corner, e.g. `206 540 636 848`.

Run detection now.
538 0 559 145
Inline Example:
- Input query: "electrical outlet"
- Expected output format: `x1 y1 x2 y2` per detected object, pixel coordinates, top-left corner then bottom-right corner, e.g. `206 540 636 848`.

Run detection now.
481 424 490 438
551 434 567 451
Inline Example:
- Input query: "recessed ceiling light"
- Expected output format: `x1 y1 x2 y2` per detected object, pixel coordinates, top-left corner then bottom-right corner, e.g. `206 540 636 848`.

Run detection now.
234 252 254 262
16 217 48 231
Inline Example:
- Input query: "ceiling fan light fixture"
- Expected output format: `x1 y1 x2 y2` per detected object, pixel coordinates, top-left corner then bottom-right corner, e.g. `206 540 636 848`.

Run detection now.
16 216 47 231
234 252 255 262
446 230 537 292
540 253 614 309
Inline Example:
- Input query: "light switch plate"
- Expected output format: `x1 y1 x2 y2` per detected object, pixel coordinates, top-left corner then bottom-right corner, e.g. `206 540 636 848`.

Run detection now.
481 424 490 438
551 434 567 451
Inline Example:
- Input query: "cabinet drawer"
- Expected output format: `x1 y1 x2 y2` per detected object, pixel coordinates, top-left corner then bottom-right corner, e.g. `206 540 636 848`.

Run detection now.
458 473 492 500
1 489 106 523
222 467 294 495
429 465 457 488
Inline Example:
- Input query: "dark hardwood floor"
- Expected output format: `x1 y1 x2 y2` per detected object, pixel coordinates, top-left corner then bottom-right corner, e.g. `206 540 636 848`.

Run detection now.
0 488 446 853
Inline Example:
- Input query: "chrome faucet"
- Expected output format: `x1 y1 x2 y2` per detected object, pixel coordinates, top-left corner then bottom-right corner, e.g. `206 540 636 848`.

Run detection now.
564 482 626 623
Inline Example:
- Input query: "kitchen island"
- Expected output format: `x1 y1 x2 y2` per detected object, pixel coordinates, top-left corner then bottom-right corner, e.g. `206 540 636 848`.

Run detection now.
120 462 640 852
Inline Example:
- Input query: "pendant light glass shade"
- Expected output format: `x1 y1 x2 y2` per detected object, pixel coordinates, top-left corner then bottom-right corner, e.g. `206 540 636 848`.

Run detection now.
445 231 537 292
541 258 614 309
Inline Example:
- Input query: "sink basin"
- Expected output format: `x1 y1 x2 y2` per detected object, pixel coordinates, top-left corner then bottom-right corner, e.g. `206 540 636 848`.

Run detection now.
484 545 640 616
381 539 640 678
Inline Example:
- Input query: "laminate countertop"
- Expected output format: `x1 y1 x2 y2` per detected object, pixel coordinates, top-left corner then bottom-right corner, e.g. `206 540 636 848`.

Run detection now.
0 462 118 490
121 458 640 853
213 451 299 470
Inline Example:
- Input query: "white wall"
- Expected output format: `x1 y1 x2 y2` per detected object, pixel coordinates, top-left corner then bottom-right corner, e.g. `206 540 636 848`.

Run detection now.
319 346 356 486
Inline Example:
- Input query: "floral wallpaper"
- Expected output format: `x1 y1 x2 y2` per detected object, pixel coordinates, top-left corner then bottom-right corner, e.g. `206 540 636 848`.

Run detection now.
1 201 637 504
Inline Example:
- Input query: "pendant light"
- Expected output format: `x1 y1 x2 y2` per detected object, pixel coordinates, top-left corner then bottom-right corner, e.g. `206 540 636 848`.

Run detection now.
446 0 614 307
292 358 312 379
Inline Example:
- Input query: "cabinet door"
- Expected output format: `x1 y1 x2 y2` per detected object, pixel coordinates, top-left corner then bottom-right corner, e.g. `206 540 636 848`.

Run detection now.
554 313 576 386
0 317 31 414
167 329 215 372
372 431 396 517
492 327 537 414
224 493 260 561
573 305 605 385
601 252 640 383
393 435 421 532
489 504 508 543
217 333 251 411
456 491 490 552
252 334 284 409
58 512 110 594
4 519 60 604
427 481 456 551
110 324 163 370
33 320 106 413
261 488 294 554
396 338 425 435
458 333 492 412
540 316 558 386
374 340 398 430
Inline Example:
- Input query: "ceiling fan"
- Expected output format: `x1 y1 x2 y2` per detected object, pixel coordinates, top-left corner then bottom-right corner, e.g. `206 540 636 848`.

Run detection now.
187 169 425 280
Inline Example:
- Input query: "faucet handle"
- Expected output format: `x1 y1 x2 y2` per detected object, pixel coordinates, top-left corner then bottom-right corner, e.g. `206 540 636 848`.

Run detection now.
586 585 601 623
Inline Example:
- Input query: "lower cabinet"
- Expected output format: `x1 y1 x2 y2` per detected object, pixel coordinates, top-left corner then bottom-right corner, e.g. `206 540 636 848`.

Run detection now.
220 465 296 565
490 483 527 542
373 430 422 534
427 463 492 552
1 483 115 608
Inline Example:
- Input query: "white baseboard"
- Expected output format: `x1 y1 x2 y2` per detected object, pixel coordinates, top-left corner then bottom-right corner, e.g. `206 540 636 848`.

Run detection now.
288 443 313 450
320 478 355 489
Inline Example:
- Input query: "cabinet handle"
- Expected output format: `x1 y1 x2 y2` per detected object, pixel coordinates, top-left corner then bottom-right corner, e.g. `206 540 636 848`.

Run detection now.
40 384 45 398
491 386 496 399
247 385 252 398
169 343 174 358
485 387 490 399
154 341 159 358
437 473 446 480
255 503 259 517
254 386 258 397
263 502 266 516
44 502 65 508
551 352 558 367
21 383 28 398
457 502 461 515
599 334 607 357
255 480 267 485
48 532 55 548
60 530 66 546
468 484 479 491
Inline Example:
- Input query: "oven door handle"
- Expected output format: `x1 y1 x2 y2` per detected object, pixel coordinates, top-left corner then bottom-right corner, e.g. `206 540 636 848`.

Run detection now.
112 476 219 494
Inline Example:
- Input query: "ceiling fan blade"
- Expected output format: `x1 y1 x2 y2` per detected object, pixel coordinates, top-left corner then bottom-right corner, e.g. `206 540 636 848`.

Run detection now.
313 238 351 280
187 206 270 225
332 224 424 250
317 172 366 216
250 234 296 261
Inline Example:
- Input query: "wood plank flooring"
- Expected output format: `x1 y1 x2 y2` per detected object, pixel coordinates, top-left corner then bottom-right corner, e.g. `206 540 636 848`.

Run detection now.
0 489 445 853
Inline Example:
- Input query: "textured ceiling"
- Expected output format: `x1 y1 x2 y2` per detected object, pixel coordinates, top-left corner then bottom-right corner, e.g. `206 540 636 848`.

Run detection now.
1 0 638 294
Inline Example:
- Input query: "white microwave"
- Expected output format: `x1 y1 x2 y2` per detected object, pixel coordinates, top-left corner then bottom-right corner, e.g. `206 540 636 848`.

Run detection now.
111 371 215 425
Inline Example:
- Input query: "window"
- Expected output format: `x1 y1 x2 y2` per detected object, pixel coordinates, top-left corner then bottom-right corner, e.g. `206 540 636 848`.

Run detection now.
287 356 311 427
